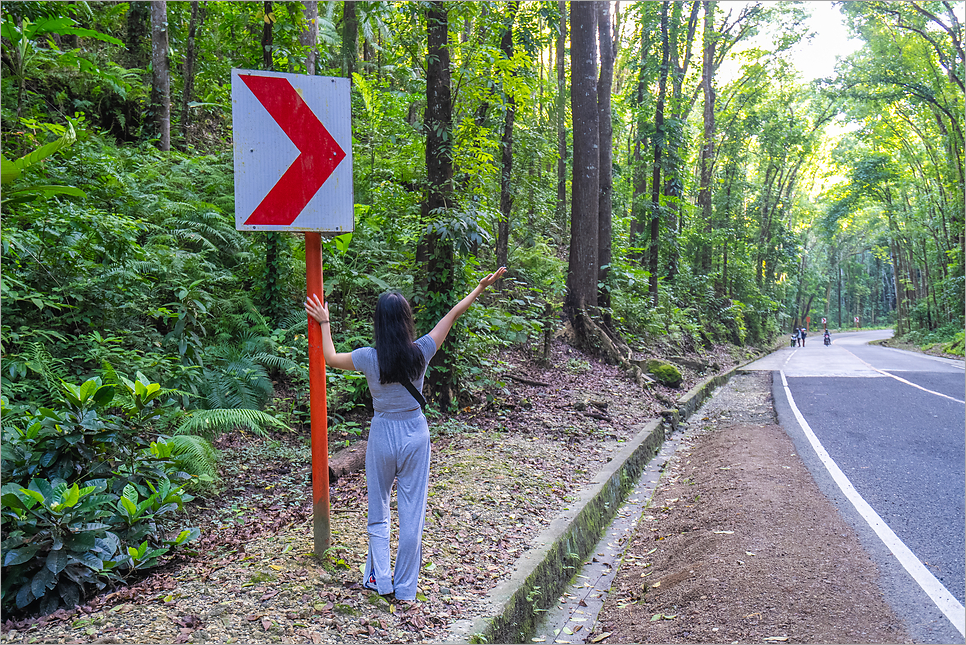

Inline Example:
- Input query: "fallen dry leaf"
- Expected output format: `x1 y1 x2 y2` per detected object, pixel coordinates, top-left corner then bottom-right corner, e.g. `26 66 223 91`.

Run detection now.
591 633 612 643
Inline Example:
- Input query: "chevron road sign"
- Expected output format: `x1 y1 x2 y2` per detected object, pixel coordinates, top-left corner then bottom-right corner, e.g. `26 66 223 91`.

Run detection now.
231 69 353 232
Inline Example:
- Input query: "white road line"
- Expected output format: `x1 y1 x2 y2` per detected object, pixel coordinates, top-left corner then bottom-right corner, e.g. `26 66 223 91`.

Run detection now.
780 370 966 638
838 347 966 404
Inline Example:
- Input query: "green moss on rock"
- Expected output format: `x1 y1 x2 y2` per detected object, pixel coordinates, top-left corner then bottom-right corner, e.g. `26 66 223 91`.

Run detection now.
646 360 683 388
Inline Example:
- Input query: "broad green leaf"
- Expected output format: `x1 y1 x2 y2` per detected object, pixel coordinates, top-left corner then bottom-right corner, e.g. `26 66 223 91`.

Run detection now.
91 384 115 407
60 381 83 406
20 487 45 507
46 549 68 575
1 154 21 185
122 484 138 504
61 484 80 509
119 496 137 520
4 545 41 566
1 492 26 511
58 579 80 607
31 566 56 598
71 551 104 571
78 378 101 404
16 582 35 609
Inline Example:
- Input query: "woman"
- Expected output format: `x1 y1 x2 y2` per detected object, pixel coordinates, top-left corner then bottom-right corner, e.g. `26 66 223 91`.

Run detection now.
305 266 506 602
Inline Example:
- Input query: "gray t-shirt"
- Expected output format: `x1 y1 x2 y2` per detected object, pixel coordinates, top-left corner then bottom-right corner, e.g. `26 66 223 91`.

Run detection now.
351 335 438 413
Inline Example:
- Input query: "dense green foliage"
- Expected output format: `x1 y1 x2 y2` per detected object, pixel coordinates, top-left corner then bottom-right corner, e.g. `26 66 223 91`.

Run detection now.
1 376 203 615
1 0 962 618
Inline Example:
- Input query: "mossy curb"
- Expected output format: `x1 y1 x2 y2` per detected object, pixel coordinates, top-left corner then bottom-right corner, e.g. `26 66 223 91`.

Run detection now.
449 355 758 644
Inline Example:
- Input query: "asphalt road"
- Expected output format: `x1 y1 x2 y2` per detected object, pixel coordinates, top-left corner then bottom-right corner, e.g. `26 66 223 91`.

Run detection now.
746 330 966 643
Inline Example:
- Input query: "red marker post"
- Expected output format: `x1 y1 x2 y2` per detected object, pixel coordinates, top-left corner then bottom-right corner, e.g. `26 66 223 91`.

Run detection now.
232 69 353 558
305 233 330 553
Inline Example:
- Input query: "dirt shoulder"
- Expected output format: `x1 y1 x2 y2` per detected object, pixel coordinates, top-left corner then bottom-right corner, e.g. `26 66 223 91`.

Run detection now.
594 371 911 644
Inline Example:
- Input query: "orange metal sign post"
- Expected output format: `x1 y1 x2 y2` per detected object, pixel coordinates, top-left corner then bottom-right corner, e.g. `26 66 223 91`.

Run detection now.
305 232 330 555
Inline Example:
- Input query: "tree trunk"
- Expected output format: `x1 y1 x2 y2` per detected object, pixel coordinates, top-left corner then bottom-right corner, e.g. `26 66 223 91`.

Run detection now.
649 2 670 306
695 1 716 276
839 263 845 330
421 2 457 410
150 1 170 151
597 1 615 319
179 1 204 146
261 1 275 70
555 1 568 229
497 2 520 274
300 1 319 75
666 1 701 279
342 0 357 79
566 1 599 319
630 30 650 263
126 2 151 69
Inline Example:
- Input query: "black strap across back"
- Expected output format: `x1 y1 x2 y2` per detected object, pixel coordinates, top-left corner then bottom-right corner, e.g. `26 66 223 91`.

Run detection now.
400 380 426 411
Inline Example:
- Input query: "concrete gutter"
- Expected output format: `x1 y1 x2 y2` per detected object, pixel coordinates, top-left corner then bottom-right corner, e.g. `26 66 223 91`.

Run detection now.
448 357 760 644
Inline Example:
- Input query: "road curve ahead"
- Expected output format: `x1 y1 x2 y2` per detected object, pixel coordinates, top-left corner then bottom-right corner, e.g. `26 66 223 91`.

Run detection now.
745 330 965 644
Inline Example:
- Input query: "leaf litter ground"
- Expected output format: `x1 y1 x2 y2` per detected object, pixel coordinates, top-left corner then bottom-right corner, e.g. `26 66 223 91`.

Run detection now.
3 341 906 644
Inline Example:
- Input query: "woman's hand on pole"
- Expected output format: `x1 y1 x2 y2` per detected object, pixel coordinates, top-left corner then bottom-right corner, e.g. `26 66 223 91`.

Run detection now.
304 294 355 371
305 293 329 325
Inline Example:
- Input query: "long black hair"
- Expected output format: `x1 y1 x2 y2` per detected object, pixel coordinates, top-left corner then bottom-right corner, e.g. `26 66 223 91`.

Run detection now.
373 291 425 384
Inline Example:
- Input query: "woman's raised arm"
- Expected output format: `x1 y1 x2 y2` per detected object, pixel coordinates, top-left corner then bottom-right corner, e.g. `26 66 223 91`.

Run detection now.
305 294 356 371
428 267 507 350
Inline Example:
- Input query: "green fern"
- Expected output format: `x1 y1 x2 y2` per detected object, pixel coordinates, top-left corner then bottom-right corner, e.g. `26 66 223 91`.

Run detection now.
164 434 219 482
24 342 65 402
277 310 309 332
175 408 289 438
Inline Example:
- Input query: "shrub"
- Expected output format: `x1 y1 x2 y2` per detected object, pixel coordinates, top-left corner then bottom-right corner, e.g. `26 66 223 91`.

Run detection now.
0 377 203 618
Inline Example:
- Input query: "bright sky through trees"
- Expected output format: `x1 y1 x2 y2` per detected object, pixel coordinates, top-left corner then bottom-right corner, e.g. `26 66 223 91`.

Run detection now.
715 0 862 82
791 1 863 81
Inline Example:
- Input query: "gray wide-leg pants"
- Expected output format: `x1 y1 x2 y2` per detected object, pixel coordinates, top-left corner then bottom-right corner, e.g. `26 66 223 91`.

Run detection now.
363 409 431 601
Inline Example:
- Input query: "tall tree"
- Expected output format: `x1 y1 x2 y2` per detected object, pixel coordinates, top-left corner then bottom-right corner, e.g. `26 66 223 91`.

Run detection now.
597 1 615 316
179 0 204 146
630 10 657 264
261 1 274 70
300 1 318 75
496 2 520 273
648 1 670 306
342 1 357 79
566 1 599 318
555 0 568 228
150 0 170 151
695 0 716 275
664 1 701 279
419 1 457 409
126 1 150 69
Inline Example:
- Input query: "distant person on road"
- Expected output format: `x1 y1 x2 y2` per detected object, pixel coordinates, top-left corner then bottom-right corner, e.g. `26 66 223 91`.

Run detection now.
800 327 807 347
305 267 506 603
792 327 800 347
824 329 831 346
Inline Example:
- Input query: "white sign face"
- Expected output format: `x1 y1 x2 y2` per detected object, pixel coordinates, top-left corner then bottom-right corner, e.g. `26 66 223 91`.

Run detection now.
232 69 353 232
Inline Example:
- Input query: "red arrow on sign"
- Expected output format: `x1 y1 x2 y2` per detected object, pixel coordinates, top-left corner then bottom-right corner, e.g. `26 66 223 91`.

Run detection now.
239 74 346 226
